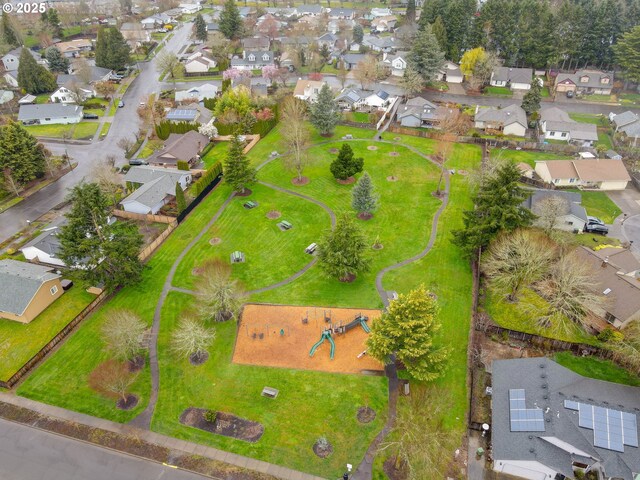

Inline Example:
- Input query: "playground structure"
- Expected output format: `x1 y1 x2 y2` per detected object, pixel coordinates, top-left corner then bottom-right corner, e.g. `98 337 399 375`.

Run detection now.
233 304 383 374
309 314 370 360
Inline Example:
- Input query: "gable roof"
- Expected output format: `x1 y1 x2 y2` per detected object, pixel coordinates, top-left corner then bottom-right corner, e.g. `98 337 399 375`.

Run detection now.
342 53 366 65
0 260 59 316
556 69 612 89
612 111 639 128
336 88 365 104
295 4 324 14
538 159 631 182
522 190 587 223
122 166 190 209
148 130 209 165
475 104 527 128
17 104 83 121
492 67 533 84
293 79 326 97
56 66 112 86
166 108 199 122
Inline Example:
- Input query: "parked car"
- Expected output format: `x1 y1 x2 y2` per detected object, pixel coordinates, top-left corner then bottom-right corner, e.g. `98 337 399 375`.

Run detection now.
566 90 574 98
584 223 609 235
83 113 99 119
129 159 148 166
587 216 605 225
118 100 125 108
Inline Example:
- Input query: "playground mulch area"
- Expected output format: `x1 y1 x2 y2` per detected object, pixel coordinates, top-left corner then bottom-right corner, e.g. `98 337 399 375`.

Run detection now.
233 304 384 374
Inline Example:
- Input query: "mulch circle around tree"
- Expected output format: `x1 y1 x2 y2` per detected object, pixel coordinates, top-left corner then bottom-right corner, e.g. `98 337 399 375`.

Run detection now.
266 210 281 219
116 394 139 411
128 355 145 373
328 148 339 154
372 243 384 250
357 406 376 424
432 191 446 199
336 177 356 185
189 351 209 366
383 456 409 480
339 273 357 283
458 169 469 176
291 176 310 186
367 146 378 151
389 152 400 157
179 408 264 443
357 212 373 221
234 189 253 197
192 266 204 276
209 237 222 246
312 439 334 458
387 176 398 182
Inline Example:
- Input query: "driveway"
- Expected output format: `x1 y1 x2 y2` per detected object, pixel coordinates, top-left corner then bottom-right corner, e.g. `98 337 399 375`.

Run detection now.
0 418 207 480
607 188 640 256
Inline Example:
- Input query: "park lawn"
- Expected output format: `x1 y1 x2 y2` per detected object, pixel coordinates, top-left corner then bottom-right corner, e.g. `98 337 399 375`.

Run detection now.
490 148 573 167
251 140 441 308
379 131 437 153
24 123 73 138
137 139 164 159
597 131 613 150
17 184 234 422
484 86 512 96
172 183 328 290
72 122 99 140
568 113 604 125
568 189 621 224
152 292 388 479
0 284 96 382
483 286 599 345
100 122 111 137
554 352 640 386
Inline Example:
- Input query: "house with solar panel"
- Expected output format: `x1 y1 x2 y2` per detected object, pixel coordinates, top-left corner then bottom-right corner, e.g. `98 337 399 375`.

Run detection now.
491 357 640 480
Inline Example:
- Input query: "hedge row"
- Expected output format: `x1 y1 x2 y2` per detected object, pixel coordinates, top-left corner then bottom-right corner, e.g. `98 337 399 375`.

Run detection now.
155 120 200 140
192 161 223 197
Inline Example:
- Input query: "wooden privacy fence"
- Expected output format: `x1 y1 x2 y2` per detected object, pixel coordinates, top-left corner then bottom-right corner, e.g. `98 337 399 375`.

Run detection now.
139 221 177 261
111 210 176 224
0 290 110 389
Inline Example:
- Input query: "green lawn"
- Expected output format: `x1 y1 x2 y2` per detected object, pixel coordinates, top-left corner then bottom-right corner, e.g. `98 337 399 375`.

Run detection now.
568 189 622 224
555 352 640 386
582 94 615 103
100 122 111 137
597 131 613 150
137 139 164 159
540 86 550 98
484 86 513 96
568 113 605 125
490 148 573 167
619 93 640 105
0 284 96 382
200 143 223 168
108 102 118 116
24 123 74 138
72 122 99 140
0 195 23 214
35 94 50 104
152 292 388 479
82 108 105 117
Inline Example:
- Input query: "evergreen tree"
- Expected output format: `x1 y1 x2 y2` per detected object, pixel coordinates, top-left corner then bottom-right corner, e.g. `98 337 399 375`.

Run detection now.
175 182 187 213
194 14 208 42
310 83 340 137
45 47 70 73
43 8 63 38
452 162 535 258
219 0 243 40
0 121 46 186
431 16 447 52
95 26 109 69
351 172 378 219
317 213 371 282
330 144 364 181
118 0 132 15
367 285 450 382
17 49 57 94
405 0 417 24
521 78 541 116
408 24 445 82
353 23 364 44
59 183 144 290
614 25 640 83
95 27 131 71
223 134 256 193
319 43 330 63
400 65 424 98
1 13 20 47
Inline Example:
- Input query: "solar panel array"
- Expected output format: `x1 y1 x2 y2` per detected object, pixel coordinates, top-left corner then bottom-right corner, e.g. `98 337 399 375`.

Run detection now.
564 399 639 453
167 109 197 120
509 389 545 432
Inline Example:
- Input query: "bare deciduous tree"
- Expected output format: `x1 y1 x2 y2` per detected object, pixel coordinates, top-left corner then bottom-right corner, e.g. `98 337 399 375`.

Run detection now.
93 161 123 207
101 309 147 361
171 316 216 359
117 136 135 154
156 51 182 87
88 359 137 402
353 55 380 91
611 322 640 376
280 97 312 182
434 133 455 196
533 195 569 234
438 109 472 136
196 259 244 322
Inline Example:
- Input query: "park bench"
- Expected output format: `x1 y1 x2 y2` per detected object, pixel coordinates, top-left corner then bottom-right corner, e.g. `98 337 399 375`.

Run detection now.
244 200 258 209
231 251 245 263
305 243 317 254
261 387 279 398
278 220 292 230
342 134 353 140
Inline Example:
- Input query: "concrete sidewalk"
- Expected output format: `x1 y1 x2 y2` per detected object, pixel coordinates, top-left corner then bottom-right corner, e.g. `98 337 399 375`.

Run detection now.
0 393 326 480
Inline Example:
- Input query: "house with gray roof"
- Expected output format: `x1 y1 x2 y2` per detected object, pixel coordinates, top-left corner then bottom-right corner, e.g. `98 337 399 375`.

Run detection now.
341 53 366 70
122 166 192 215
490 67 533 90
0 259 63 323
555 69 613 96
362 35 398 53
474 104 528 137
231 51 274 70
522 190 588 233
1 47 46 73
610 111 640 143
335 88 366 109
294 4 324 16
328 7 354 19
491 357 640 480
18 104 83 125
241 36 271 51
20 219 66 267
166 108 199 123
148 130 210 167
540 107 599 146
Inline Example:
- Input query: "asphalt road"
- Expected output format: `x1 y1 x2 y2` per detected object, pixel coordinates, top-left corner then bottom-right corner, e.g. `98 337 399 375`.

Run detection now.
0 418 207 480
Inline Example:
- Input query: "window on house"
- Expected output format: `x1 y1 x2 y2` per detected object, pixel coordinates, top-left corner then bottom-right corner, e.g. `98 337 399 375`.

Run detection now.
554 179 559 184
605 312 616 324
601 77 609 84
248 55 255 61
50 285 58 295
567 221 573 225
549 131 556 135
262 54 269 61
561 132 567 137
580 76 589 83
569 178 575 183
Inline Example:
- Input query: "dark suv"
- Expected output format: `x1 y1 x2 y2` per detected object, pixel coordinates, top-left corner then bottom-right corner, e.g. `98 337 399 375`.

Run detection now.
584 222 609 235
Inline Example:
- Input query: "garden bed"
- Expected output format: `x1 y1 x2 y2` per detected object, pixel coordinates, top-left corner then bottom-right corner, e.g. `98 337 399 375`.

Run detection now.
179 407 264 442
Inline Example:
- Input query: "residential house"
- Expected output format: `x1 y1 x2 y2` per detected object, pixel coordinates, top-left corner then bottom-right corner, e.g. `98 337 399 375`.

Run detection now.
18 94 36 105
317 32 338 51
362 35 397 53
256 14 283 34
50 85 94 104
369 7 393 18
539 107 599 147
396 97 453 128
18 104 83 125
371 15 397 33
610 111 640 145
230 51 274 70
335 88 366 109
490 67 533 90
0 260 63 323
20 219 67 268
474 104 528 137
294 5 325 16
164 7 185 18
184 52 217 74
207 22 220 32
328 8 354 19
574 246 640 328
491 357 640 480
327 19 355 35
180 3 202 14
341 53 366 70
522 190 588 233
141 13 172 29
381 51 409 77
241 36 271 51
293 79 327 102
436 61 463 83
175 83 218 102
1 47 45 72
121 166 192 215
121 23 151 48
147 130 210 167
56 66 112 88
181 103 213 125
166 108 199 123
555 69 613 96
534 159 631 190
0 90 14 104
53 39 93 58
238 6 257 18
364 90 393 110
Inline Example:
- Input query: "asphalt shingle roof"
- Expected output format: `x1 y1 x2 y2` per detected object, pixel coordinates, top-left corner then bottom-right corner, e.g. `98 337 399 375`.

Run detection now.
0 260 59 316
17 104 84 122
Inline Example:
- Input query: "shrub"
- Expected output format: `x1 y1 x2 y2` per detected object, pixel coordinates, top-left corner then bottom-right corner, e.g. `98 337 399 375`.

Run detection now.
203 410 217 423
155 120 199 140
598 328 624 343
191 162 223 196
177 160 190 170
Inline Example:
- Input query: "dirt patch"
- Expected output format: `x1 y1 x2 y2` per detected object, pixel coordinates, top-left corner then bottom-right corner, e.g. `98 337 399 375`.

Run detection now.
291 176 310 186
389 152 400 157
128 355 145 373
312 439 333 458
357 212 373 221
234 189 253 197
234 304 383 374
189 351 209 366
266 210 281 219
173 454 278 480
386 176 398 182
339 273 357 283
192 266 204 276
372 243 384 250
383 456 408 480
457 169 469 176
179 407 264 443
432 191 446 199
357 406 376 423
116 394 139 411
209 237 222 245
336 177 356 185
367 146 378 151
328 148 339 154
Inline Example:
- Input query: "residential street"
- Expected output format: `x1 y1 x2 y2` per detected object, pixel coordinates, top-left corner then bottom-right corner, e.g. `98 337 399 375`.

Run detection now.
0 418 207 480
